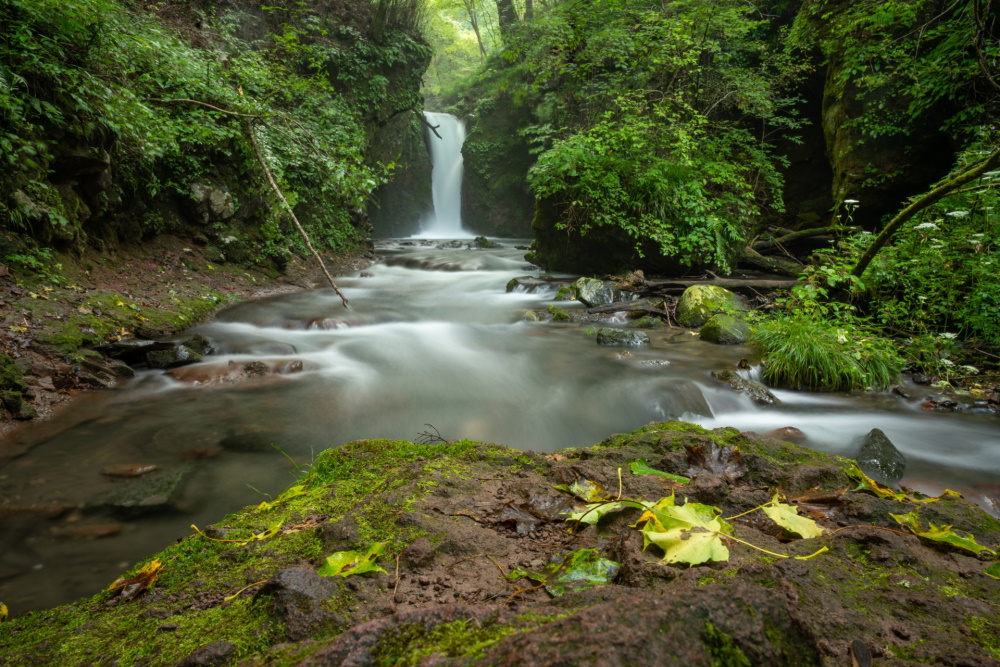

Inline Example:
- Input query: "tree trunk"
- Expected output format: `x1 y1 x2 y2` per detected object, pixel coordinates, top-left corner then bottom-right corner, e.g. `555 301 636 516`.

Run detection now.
524 0 533 20
851 146 1000 279
737 247 802 277
495 0 519 40
462 0 487 60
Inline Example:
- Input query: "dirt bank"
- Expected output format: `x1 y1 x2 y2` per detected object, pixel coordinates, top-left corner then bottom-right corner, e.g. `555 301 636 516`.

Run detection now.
0 236 371 437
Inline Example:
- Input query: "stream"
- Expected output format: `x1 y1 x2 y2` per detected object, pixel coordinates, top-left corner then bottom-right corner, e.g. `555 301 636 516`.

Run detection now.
1 112 998 615
1 240 999 613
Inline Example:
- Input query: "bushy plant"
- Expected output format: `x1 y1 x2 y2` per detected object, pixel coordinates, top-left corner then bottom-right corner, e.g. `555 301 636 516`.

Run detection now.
752 315 903 392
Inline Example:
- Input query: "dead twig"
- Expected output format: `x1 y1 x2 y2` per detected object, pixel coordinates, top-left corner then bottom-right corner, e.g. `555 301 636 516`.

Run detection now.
420 112 443 139
392 552 401 604
504 583 544 605
446 553 507 569
246 119 349 306
149 97 266 118
416 424 446 444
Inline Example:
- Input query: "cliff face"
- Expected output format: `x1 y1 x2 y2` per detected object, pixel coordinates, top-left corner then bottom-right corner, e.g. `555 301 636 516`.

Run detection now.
0 0 431 267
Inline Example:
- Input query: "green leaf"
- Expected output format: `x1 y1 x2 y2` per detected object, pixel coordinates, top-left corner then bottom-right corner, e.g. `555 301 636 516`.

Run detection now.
554 479 612 502
985 562 1000 580
508 548 619 597
0 601 7 621
565 500 633 525
762 494 825 538
318 542 389 577
891 512 995 556
629 460 690 484
639 501 733 565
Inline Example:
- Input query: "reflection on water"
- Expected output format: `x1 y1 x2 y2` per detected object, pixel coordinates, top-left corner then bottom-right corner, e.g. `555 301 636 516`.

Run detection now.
1 238 998 613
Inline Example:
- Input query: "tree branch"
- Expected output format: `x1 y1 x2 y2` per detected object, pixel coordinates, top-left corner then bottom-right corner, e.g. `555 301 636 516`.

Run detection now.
149 98 265 118
246 119 349 307
851 146 1000 279
420 112 443 139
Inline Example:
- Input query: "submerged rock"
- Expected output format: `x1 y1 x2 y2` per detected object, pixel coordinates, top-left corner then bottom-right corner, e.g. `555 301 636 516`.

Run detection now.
855 428 906 486
676 285 746 328
474 236 501 249
596 328 649 347
89 466 191 515
572 277 620 307
699 314 751 345
146 345 203 369
711 369 779 406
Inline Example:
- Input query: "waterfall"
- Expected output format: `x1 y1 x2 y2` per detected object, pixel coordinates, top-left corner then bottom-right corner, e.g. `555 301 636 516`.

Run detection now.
419 111 470 238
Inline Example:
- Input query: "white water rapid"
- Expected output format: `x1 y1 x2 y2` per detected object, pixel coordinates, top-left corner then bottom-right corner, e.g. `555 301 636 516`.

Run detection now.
419 112 469 238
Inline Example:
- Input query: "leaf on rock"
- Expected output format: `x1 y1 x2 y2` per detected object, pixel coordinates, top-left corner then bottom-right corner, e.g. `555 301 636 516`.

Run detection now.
498 501 543 534
255 484 308 512
985 562 1000 580
762 494 825 539
192 522 283 544
318 542 389 577
553 479 612 502
685 442 747 482
847 464 963 504
640 501 733 565
508 548 620 597
565 500 635 526
525 493 578 521
891 511 996 556
109 559 164 600
0 602 7 622
784 487 847 520
629 460 690 484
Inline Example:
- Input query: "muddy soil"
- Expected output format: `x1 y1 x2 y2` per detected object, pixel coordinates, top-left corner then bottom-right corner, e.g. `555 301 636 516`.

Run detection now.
1 422 997 666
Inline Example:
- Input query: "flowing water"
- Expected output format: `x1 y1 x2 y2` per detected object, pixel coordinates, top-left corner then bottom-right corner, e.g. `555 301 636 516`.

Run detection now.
1 239 999 613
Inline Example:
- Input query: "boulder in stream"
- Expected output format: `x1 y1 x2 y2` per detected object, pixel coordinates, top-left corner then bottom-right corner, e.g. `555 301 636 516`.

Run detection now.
711 369 779 406
146 345 203 369
89 466 192 515
855 428 906 486
676 285 747 328
699 314 751 345
596 328 649 347
572 277 620 307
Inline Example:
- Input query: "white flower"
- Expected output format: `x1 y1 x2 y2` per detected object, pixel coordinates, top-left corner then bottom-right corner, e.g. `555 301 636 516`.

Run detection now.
939 332 958 340
917 296 927 301
940 358 955 366
843 199 860 204
913 222 938 230
961 365 979 374
946 210 970 218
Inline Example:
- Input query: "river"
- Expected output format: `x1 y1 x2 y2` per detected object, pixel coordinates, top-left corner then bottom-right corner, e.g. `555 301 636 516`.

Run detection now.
1 239 999 613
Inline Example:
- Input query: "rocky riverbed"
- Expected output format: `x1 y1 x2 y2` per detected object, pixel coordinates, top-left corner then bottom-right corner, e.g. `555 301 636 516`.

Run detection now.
1 421 997 665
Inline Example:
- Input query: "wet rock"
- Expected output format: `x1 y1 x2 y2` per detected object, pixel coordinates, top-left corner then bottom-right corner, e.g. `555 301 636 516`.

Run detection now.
474 236 501 248
700 314 751 345
596 328 649 347
855 428 906 487
49 523 123 539
711 369 779 406
218 426 284 452
101 464 160 478
95 339 173 365
653 379 714 420
628 315 666 329
190 182 235 223
761 426 806 442
572 277 620 307
177 641 236 667
255 568 344 641
676 285 747 328
89 467 191 515
183 334 214 356
146 345 203 369
506 276 564 294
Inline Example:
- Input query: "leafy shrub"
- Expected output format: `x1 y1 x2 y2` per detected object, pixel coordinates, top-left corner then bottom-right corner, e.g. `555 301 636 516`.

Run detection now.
752 316 903 392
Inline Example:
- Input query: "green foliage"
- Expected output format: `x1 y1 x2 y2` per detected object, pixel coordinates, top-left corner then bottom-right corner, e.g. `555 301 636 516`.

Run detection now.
0 0 428 258
508 548 620 596
460 0 807 270
891 511 996 556
318 542 389 577
752 315 903 392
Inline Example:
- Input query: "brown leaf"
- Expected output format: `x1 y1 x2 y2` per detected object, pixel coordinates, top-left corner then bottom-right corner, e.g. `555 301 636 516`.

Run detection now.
783 487 848 520
497 501 542 534
109 559 164 600
684 442 747 482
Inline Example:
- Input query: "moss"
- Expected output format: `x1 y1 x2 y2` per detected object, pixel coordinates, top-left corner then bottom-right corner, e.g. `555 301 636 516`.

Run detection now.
547 304 570 321
968 616 1000 659
703 621 751 667
372 617 518 666
0 351 27 393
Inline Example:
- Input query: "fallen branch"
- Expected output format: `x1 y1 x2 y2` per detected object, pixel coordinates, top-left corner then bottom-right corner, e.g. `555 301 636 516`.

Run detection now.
737 248 802 278
752 226 861 253
246 119 349 307
149 97 266 119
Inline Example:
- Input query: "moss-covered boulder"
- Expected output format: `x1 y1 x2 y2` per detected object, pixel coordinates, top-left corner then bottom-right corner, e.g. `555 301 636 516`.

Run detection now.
676 285 747 328
3 423 998 665
699 313 751 345
711 369 779 406
572 277 619 307
596 328 649 347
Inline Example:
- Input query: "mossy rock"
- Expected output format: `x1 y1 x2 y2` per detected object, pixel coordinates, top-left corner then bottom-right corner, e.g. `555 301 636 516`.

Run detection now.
676 286 747 328
596 328 649 347
700 314 751 345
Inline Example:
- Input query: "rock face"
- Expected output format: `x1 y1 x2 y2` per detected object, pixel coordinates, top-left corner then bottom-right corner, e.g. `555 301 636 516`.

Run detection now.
189 182 235 224
255 568 343 641
699 314 751 345
595 328 649 347
711 369 779 406
572 277 620 307
855 427 907 486
676 285 746 328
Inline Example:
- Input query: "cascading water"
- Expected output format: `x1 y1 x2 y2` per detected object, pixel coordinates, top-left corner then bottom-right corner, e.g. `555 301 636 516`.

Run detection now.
419 111 470 238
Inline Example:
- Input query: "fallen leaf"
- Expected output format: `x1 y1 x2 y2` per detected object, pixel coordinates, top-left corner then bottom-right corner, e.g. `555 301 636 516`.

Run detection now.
101 464 160 478
891 511 995 556
192 522 282 544
566 500 646 526
0 601 7 621
318 542 388 577
108 559 164 600
784 487 847 520
255 484 307 512
639 501 733 566
508 548 620 597
497 502 543 534
762 494 824 539
553 479 612 502
848 464 964 504
685 442 747 482
524 493 577 521
629 460 690 484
